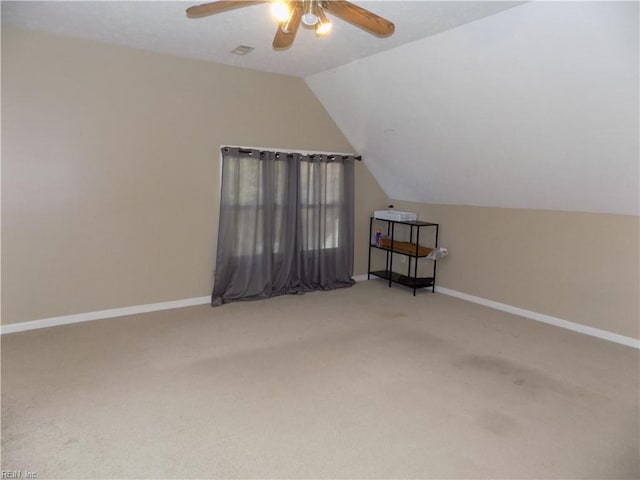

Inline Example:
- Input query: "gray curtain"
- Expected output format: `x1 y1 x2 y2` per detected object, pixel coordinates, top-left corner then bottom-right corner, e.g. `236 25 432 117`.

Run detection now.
212 147 355 306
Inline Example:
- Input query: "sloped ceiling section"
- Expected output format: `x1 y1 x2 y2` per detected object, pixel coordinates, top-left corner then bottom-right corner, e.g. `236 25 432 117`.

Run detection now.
306 2 639 215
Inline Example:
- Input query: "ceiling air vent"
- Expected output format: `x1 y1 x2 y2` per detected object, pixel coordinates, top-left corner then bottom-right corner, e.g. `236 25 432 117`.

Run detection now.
231 45 255 55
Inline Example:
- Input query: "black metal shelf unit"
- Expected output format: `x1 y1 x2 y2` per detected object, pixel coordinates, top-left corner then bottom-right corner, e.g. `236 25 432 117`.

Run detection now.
367 217 439 296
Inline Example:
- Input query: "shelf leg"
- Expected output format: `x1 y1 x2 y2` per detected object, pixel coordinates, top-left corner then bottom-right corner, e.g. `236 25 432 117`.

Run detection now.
367 217 373 280
389 222 395 288
414 225 420 290
433 224 439 293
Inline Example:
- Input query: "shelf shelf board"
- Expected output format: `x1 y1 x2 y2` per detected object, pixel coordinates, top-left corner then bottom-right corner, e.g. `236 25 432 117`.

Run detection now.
370 244 433 258
370 270 435 289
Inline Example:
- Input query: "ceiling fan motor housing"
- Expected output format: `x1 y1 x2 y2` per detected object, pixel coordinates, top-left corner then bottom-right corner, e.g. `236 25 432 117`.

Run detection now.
301 0 319 26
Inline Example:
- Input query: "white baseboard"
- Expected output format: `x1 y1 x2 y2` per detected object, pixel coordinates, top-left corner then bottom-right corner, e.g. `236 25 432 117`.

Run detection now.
354 277 638 349
0 296 211 335
3 279 375 334
4 279 373 334
434 286 639 349
4 282 638 350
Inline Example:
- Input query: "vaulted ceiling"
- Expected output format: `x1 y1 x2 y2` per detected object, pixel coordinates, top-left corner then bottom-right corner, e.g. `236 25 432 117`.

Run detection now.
306 1 639 215
2 1 638 215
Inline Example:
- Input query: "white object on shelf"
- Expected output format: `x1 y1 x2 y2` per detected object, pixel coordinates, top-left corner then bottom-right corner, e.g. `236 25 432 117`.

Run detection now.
374 210 418 222
426 247 448 260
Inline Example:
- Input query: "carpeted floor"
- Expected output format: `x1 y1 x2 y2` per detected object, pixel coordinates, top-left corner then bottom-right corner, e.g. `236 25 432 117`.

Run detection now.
2 280 638 479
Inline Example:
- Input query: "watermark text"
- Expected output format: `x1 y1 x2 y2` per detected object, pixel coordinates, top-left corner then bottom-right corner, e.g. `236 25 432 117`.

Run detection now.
1 470 38 479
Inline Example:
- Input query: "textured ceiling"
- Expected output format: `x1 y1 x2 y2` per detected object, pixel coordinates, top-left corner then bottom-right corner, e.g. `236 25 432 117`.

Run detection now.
1 1 523 77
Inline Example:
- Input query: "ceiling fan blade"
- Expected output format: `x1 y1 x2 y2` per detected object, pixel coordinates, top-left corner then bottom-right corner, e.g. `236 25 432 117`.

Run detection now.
321 0 394 37
186 1 266 18
273 5 302 49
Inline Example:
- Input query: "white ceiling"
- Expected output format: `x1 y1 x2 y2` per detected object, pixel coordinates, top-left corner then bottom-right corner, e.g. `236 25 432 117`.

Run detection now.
306 1 639 215
1 0 524 77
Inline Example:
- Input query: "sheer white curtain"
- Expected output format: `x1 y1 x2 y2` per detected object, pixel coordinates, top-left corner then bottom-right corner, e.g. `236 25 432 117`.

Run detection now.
212 147 355 306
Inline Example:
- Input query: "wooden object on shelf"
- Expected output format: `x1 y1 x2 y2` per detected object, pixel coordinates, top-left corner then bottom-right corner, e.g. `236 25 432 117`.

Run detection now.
379 238 432 256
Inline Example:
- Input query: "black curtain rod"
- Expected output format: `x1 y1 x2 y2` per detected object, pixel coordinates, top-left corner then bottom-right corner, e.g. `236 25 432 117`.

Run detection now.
229 147 362 161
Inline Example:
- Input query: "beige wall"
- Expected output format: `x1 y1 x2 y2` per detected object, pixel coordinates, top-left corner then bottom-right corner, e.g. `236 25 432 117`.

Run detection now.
391 201 639 340
10 28 627 341
1 28 386 325
353 163 389 275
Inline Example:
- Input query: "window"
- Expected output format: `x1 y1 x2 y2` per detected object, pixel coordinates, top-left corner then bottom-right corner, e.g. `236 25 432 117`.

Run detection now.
299 160 344 251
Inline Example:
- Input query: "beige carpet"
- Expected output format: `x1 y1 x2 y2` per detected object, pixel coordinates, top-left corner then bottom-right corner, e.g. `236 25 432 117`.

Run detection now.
2 280 638 479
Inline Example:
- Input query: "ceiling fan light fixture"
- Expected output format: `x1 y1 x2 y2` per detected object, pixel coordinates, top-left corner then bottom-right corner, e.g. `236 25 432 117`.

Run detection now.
281 4 301 34
315 8 332 36
186 0 396 50
271 0 291 23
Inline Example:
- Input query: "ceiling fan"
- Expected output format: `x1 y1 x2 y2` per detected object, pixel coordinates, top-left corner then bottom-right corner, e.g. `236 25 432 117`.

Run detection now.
186 0 395 49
